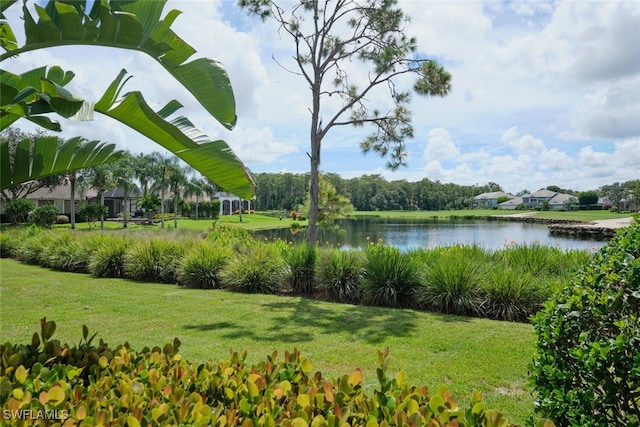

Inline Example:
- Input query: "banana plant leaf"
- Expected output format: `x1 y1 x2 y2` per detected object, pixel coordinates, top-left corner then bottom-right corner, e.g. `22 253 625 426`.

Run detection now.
0 135 124 190
1 0 236 129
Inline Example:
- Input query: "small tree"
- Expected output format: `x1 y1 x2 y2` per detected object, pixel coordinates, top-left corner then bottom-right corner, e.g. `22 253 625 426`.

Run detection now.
578 190 599 208
4 198 34 225
139 194 162 221
78 203 108 228
300 177 354 226
28 205 59 228
239 0 451 242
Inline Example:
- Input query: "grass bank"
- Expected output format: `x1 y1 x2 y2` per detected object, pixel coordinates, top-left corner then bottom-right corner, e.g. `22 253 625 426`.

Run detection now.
348 209 629 222
0 258 536 423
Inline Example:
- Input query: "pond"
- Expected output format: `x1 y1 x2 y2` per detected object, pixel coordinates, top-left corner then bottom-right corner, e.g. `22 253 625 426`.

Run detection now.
253 218 608 252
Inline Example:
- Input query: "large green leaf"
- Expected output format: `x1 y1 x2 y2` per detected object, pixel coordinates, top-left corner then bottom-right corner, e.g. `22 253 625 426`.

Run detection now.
0 136 125 190
3 0 236 129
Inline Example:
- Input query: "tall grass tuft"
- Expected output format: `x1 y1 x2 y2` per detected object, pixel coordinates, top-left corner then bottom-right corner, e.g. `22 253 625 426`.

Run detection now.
14 228 54 266
480 267 549 322
361 245 421 308
124 238 184 283
176 242 231 289
283 243 317 295
494 243 564 277
44 232 89 273
0 229 21 258
220 244 284 294
317 248 363 303
417 245 487 316
89 236 133 278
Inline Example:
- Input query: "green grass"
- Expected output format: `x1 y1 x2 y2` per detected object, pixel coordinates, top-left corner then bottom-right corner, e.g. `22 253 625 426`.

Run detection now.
0 258 536 424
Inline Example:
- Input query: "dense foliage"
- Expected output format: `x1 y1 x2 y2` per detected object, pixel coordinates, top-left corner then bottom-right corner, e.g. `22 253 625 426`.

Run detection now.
1 319 526 426
0 226 591 322
530 217 640 425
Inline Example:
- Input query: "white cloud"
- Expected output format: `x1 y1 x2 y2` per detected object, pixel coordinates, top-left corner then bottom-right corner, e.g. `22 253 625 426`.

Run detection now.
226 126 299 165
500 127 546 154
423 128 460 161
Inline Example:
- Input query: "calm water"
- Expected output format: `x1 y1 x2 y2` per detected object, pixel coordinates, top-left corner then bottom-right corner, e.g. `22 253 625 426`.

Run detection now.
254 218 607 252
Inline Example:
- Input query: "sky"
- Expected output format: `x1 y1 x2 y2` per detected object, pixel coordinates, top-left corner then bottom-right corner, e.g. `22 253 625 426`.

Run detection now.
3 0 640 195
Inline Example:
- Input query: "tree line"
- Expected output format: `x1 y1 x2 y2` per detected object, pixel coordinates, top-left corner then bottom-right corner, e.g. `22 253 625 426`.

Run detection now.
253 172 640 213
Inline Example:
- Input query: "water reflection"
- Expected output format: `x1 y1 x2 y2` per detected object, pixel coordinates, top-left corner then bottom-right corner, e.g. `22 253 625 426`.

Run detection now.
254 218 607 252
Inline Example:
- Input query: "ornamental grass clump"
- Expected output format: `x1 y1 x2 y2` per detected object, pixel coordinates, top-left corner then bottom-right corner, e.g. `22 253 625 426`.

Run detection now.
283 243 317 295
220 244 284 294
176 241 231 289
13 228 55 266
361 245 421 308
494 243 564 278
417 245 486 316
317 248 363 303
42 231 88 273
89 236 133 278
530 216 640 426
480 267 548 322
124 238 184 283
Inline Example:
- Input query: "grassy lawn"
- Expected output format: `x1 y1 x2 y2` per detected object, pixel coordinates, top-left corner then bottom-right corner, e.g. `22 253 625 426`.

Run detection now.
0 258 536 424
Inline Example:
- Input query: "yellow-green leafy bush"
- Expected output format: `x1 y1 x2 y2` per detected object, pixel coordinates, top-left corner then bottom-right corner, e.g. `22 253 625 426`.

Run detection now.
1 319 535 426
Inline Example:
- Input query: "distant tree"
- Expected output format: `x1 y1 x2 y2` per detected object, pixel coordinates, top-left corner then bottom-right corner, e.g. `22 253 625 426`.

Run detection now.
239 0 451 242
578 190 599 207
28 205 59 228
600 182 627 212
139 194 162 220
624 179 640 211
111 153 136 228
81 164 113 229
78 203 108 228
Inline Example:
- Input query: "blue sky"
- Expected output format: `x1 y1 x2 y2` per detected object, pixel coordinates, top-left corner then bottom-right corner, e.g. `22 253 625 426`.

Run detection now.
4 0 639 194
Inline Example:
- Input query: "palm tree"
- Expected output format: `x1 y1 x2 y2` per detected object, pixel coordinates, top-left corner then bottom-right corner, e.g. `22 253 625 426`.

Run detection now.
183 178 205 220
111 153 136 228
151 156 185 229
82 165 114 230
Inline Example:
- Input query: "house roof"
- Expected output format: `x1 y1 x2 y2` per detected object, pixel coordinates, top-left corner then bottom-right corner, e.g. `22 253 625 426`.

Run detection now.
26 184 98 200
549 193 578 205
525 189 557 198
474 191 512 200
499 196 523 206
103 186 140 198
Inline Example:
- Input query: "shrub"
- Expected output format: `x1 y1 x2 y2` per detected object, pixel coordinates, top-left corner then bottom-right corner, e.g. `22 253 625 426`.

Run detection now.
1 320 526 426
317 248 363 303
176 242 230 289
530 217 640 426
283 243 317 295
0 229 21 258
89 236 133 278
55 214 69 224
14 228 54 265
220 244 284 293
28 205 59 228
4 198 34 225
417 245 486 316
361 245 421 308
124 238 184 283
480 267 548 322
42 232 89 273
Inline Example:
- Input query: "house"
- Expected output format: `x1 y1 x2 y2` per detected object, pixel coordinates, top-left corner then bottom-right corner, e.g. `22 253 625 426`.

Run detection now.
521 189 557 209
521 189 578 211
472 191 513 208
498 196 523 210
214 192 254 216
547 193 578 211
103 187 140 218
0 184 98 216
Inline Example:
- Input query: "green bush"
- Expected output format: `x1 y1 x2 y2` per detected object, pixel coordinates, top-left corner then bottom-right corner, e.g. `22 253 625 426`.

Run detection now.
530 217 640 426
0 229 20 258
220 244 284 294
42 232 89 273
317 248 363 303
283 243 317 295
13 228 54 265
89 236 133 278
28 205 59 228
361 245 421 308
4 198 34 224
176 242 230 289
480 267 548 322
0 320 527 426
417 245 486 316
124 238 184 283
